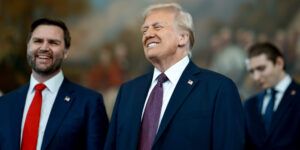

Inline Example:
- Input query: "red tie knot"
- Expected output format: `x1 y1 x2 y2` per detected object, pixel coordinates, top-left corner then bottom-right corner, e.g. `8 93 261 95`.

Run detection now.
35 83 46 91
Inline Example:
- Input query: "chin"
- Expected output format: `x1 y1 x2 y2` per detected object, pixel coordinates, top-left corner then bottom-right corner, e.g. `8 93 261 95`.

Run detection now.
145 52 156 59
145 56 154 62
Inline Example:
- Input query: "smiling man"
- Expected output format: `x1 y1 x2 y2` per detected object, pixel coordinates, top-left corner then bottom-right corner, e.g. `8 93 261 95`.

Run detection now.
105 3 245 150
244 42 300 150
0 18 108 150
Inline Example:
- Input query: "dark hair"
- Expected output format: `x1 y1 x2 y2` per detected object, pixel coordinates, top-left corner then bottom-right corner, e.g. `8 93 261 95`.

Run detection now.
28 18 71 49
248 42 285 69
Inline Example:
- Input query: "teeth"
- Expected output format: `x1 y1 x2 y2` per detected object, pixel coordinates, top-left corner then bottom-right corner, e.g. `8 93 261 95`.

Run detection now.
38 55 50 59
147 43 157 48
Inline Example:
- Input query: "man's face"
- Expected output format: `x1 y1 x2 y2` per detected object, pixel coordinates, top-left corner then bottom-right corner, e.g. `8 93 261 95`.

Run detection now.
247 54 283 89
141 10 182 62
27 25 68 76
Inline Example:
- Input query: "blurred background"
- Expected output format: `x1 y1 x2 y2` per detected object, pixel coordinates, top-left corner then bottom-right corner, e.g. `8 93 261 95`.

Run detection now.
1 0 300 117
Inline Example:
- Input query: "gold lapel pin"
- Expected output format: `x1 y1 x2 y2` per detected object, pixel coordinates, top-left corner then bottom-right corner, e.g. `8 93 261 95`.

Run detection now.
187 80 193 85
64 96 71 102
291 90 296 96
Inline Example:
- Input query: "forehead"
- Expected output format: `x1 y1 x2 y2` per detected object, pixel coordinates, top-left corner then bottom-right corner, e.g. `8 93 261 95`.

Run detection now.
31 25 64 39
249 54 270 67
143 10 176 26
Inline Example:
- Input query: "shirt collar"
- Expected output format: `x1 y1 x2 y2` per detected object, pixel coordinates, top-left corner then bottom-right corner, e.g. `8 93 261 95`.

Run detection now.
273 74 292 93
29 70 64 94
152 56 190 84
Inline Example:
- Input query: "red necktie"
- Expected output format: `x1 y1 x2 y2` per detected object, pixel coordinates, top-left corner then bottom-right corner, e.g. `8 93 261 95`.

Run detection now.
21 83 46 150
139 73 168 150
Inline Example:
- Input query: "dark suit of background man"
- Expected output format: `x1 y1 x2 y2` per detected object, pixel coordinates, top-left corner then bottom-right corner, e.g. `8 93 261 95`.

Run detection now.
0 18 109 150
244 42 300 150
105 3 245 150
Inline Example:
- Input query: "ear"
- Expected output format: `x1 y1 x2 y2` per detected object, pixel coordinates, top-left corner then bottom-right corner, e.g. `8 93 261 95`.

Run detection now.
63 49 69 59
178 31 189 47
275 57 284 69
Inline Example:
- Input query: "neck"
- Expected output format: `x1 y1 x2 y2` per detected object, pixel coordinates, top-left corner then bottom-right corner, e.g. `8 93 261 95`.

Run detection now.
152 55 186 72
274 71 286 87
150 49 188 72
32 69 61 83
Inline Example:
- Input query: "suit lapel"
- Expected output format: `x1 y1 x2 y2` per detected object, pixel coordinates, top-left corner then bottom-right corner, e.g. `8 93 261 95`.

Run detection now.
257 92 268 136
154 62 200 144
267 81 299 138
41 79 75 150
10 84 29 148
129 73 153 148
248 94 268 141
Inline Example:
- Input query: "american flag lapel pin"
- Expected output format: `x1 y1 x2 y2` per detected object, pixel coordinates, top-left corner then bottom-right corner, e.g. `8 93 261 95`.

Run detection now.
291 90 296 96
64 96 71 102
187 80 193 85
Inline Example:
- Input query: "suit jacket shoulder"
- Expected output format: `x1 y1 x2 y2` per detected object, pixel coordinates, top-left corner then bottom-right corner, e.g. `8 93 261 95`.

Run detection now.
0 83 29 101
63 79 103 97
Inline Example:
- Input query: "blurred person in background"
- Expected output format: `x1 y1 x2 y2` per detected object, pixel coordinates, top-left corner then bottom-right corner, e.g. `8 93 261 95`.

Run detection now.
0 18 108 150
105 3 245 150
244 42 300 150
86 43 129 119
210 27 247 86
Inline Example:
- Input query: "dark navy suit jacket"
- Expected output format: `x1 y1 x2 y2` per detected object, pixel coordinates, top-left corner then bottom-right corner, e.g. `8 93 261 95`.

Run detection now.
105 61 245 150
244 80 300 150
0 78 109 150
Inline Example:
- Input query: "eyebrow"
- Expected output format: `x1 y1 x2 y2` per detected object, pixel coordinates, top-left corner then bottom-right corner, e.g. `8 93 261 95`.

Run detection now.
248 65 265 72
31 37 61 42
141 21 163 28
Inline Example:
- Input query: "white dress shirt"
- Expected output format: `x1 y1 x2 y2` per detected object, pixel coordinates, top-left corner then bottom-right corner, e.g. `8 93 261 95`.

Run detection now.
261 74 292 114
21 70 64 150
142 56 190 130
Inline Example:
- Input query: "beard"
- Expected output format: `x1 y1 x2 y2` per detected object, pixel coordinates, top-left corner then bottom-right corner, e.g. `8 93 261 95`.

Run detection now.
27 50 63 76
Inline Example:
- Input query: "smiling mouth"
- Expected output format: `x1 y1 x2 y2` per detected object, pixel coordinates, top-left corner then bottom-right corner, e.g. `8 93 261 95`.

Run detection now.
147 42 159 48
35 54 53 63
37 55 51 59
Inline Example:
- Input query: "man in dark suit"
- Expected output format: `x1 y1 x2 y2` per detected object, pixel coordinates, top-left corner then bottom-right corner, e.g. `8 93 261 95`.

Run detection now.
105 3 245 150
0 18 109 150
244 42 300 150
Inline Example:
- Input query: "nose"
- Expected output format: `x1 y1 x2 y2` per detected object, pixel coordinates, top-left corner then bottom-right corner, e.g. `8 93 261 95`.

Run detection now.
143 27 155 39
40 42 50 51
252 71 261 82
143 29 155 46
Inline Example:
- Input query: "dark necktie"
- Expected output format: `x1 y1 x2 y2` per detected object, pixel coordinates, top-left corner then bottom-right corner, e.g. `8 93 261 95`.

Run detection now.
22 83 46 150
263 88 277 133
139 73 168 150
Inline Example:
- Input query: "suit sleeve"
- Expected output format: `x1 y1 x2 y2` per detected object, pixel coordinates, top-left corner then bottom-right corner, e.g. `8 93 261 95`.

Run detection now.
104 85 123 150
86 94 109 150
212 78 245 150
